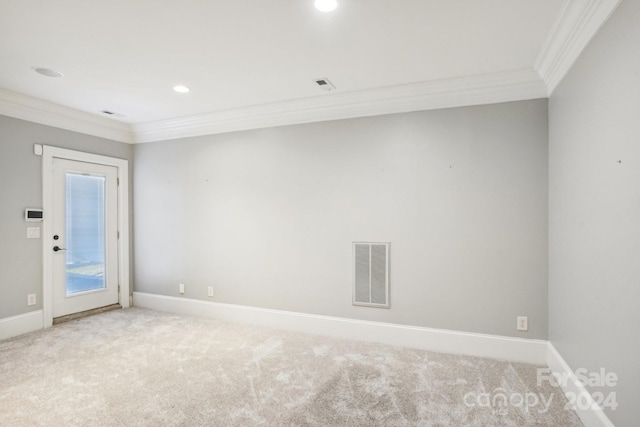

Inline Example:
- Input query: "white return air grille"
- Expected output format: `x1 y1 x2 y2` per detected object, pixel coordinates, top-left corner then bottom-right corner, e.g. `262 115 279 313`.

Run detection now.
353 242 390 308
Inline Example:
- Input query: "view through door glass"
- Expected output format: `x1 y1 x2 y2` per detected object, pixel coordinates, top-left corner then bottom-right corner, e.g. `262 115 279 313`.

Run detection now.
65 173 106 294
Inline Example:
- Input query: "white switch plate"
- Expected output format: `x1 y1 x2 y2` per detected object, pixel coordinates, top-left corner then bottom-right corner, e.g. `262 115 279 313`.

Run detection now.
27 227 40 239
517 316 528 331
27 294 37 306
179 283 185 294
207 286 214 297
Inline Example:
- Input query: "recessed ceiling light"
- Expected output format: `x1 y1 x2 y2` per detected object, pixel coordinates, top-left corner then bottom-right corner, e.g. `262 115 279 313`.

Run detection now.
315 0 338 12
173 85 190 93
33 67 64 78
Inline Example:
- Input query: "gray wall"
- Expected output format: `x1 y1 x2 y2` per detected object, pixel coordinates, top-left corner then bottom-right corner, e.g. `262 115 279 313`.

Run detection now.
548 0 640 425
135 100 549 339
0 115 134 319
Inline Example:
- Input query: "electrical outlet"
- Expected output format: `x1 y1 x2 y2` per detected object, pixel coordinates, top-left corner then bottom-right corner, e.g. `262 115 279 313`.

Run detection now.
27 294 37 306
517 316 528 331
27 227 40 239
207 286 214 297
179 283 185 294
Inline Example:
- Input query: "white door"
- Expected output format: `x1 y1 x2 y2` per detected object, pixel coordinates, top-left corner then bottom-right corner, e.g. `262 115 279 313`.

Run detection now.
51 158 119 318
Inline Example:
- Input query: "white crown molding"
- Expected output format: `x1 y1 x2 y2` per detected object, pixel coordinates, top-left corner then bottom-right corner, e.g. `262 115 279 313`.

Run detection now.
131 69 547 143
133 292 548 365
0 1 621 143
0 69 545 145
535 0 621 95
0 88 134 143
0 69 544 145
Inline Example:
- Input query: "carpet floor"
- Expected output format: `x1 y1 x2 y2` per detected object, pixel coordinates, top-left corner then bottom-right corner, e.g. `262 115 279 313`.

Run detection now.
0 308 583 426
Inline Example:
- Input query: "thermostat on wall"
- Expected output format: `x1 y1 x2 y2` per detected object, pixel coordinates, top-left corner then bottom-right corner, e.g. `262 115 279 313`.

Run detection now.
25 208 44 222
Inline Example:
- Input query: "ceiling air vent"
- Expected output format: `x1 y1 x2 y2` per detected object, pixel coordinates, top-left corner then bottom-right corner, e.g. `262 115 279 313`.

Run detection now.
100 110 125 118
314 78 335 91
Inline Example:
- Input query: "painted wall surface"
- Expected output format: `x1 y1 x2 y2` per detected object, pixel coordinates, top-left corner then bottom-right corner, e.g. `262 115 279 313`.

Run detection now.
135 100 549 339
0 115 134 319
548 0 640 425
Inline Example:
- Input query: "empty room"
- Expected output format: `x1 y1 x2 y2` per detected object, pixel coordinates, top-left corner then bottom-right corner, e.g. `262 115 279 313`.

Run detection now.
0 0 638 426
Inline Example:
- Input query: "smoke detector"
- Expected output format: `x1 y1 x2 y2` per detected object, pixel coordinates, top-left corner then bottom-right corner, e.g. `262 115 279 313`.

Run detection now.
314 78 335 91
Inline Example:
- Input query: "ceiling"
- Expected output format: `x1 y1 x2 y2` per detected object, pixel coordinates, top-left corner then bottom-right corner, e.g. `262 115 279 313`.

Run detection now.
0 0 620 143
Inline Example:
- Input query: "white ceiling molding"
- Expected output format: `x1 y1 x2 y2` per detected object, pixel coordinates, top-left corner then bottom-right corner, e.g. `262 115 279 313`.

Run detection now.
0 88 134 144
132 69 546 143
0 0 620 144
535 0 622 95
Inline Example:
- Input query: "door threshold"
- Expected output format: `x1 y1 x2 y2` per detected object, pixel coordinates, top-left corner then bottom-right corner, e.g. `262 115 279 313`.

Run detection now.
53 304 122 325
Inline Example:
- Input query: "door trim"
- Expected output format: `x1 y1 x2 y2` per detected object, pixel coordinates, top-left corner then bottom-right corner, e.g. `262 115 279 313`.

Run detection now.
42 146 130 327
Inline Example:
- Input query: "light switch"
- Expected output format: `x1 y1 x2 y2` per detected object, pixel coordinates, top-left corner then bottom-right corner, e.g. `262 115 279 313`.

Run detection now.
27 227 40 239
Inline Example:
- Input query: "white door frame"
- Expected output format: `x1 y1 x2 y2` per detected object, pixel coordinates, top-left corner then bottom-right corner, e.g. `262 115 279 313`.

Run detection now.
42 145 130 327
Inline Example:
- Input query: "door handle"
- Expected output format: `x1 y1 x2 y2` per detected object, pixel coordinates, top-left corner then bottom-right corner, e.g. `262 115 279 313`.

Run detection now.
53 246 67 252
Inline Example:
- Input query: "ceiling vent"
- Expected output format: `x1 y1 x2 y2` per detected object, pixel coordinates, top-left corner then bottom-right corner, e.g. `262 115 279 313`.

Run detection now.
314 78 335 91
100 110 125 118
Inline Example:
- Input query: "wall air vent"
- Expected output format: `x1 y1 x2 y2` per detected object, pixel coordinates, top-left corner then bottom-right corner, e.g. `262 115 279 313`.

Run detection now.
353 242 390 308
314 78 335 91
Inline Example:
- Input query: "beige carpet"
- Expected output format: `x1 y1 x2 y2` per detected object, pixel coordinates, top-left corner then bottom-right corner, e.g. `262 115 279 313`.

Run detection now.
0 308 582 426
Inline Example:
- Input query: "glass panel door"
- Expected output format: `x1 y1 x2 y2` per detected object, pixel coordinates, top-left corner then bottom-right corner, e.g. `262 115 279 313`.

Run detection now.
52 158 119 318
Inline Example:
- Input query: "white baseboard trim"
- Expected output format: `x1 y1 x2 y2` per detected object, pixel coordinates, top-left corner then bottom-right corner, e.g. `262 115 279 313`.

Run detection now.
0 310 43 341
133 292 547 365
547 343 615 427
